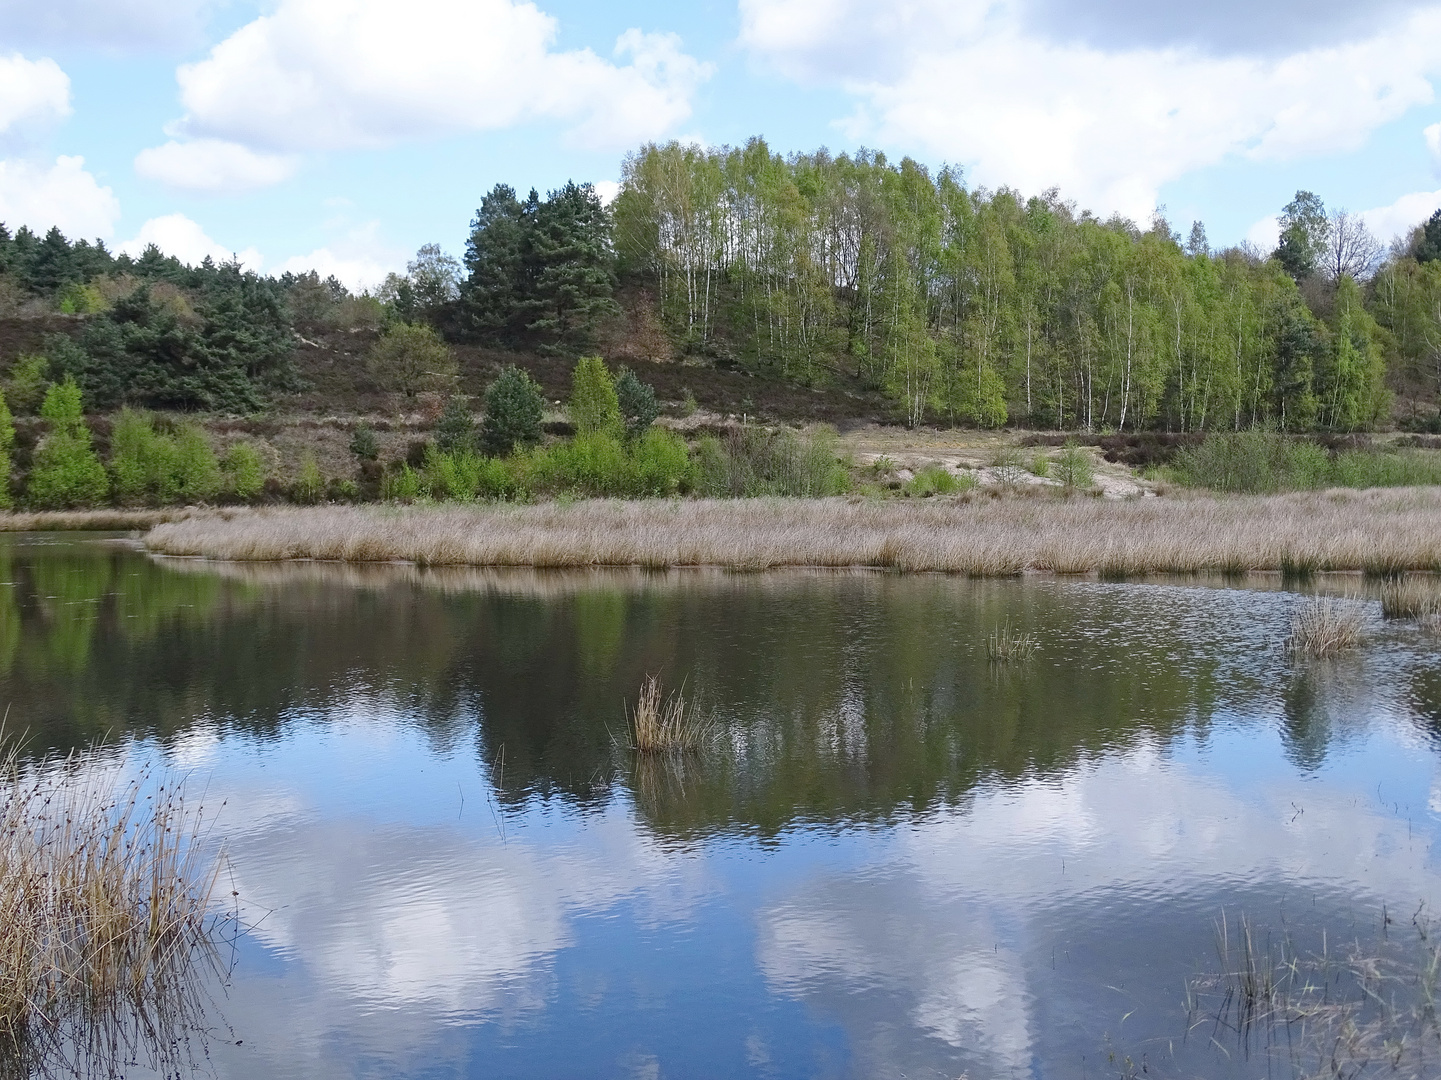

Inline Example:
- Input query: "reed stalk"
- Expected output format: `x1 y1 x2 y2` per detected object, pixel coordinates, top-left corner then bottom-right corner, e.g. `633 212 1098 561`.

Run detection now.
1285 598 1365 657
0 734 227 1078
986 621 1037 662
626 676 711 754
1380 576 1441 619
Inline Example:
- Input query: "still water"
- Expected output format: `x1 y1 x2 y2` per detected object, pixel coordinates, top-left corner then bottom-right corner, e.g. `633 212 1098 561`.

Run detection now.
5 533 1441 1079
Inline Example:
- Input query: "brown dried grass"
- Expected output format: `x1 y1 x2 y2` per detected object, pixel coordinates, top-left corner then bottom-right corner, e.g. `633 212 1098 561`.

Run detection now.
626 676 710 754
0 508 202 532
143 488 1441 576
1285 598 1366 656
0 735 226 1077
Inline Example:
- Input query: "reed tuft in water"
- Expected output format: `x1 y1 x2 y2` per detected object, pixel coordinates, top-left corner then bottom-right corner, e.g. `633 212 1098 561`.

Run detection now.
626 676 712 754
1285 598 1364 657
0 734 228 1078
1380 576 1441 620
986 621 1037 663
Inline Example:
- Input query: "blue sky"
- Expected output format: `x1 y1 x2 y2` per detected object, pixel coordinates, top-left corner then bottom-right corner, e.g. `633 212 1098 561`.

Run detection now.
3 0 1441 289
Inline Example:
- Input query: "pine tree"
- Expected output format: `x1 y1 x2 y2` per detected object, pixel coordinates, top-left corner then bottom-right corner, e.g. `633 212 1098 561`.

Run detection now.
480 366 544 456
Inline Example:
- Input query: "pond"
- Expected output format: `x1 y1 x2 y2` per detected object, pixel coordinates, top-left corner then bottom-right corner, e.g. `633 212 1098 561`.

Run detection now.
4 533 1441 1079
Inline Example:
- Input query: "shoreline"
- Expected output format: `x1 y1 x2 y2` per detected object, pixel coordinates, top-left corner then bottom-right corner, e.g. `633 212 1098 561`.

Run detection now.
135 489 1441 576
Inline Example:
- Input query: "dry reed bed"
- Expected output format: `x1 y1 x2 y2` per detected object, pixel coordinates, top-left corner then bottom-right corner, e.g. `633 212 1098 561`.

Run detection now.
0 508 203 532
0 740 224 1076
145 488 1441 575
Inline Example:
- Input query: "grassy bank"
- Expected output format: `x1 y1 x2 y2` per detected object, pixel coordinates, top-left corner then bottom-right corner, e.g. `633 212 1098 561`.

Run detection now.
144 488 1441 575
0 507 201 531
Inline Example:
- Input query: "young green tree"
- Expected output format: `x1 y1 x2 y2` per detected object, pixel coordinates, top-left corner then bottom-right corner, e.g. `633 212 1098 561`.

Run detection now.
615 366 659 437
28 377 108 508
433 394 476 454
568 356 621 436
349 423 379 461
480 365 544 456
1275 191 1329 282
0 389 13 508
224 441 266 500
367 322 458 397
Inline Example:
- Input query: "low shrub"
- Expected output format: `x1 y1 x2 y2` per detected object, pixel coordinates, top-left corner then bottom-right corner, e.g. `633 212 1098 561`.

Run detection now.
693 426 848 497
224 442 266 501
905 465 971 497
1176 431 1441 493
110 411 222 505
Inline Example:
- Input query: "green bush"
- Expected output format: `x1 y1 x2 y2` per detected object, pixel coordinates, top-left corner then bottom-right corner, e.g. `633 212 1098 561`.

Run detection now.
349 423 379 461
481 366 544 456
224 442 266 500
109 412 221 505
0 389 13 509
568 356 621 437
433 395 476 454
6 354 49 415
382 463 423 501
367 322 457 397
629 429 693 496
40 376 85 424
29 377 107 509
694 426 849 497
905 465 971 497
615 367 659 438
530 431 630 496
1053 442 1095 489
172 426 222 503
1174 431 1441 493
292 453 323 503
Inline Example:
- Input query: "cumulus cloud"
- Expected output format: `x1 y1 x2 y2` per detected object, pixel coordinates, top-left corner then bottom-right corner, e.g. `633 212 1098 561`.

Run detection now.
1427 121 1441 172
118 213 263 270
0 53 70 138
0 156 119 238
1360 188 1441 242
168 0 711 157
739 0 1441 219
0 0 213 52
134 139 298 194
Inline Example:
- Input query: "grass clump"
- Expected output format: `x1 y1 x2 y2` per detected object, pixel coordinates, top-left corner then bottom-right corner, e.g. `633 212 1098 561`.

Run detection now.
1175 430 1441 493
626 675 711 754
1053 442 1094 490
1379 577 1441 620
0 735 227 1077
986 621 1037 662
904 465 972 497
693 426 849 497
1286 598 1364 656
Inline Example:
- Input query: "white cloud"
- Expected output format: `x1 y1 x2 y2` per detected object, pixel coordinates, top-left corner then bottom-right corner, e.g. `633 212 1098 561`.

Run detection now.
1246 214 1281 251
1427 121 1441 172
739 0 1441 219
593 180 621 205
119 212 263 270
0 155 119 238
134 138 299 194
0 53 70 137
1360 188 1441 242
169 0 711 154
273 247 394 292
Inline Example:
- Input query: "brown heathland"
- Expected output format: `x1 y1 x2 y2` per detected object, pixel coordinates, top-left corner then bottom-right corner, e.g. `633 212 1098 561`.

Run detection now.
142 488 1441 575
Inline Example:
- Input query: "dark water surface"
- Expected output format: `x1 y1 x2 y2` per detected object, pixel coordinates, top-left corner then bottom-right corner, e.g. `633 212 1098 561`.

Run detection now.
5 533 1441 1079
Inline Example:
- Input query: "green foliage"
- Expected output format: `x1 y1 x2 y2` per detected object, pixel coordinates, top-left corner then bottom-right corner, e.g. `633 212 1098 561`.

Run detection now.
57 281 105 314
6 357 50 418
1053 442 1095 489
293 454 323 503
6 354 50 415
568 356 621 436
527 429 692 498
629 428 692 496
904 465 971 496
461 181 619 352
224 442 265 500
28 385 106 509
349 423 379 461
109 411 222 505
1169 432 1441 493
381 463 422 501
40 376 85 424
1027 453 1050 478
0 390 13 508
693 426 849 497
1275 191 1329 281
367 322 457 398
433 395 476 454
480 365 544 456
615 367 659 437
1416 210 1441 264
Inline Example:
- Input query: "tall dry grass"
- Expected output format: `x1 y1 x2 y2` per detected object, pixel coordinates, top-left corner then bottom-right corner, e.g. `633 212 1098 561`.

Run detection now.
1285 598 1365 657
625 676 711 754
0 737 226 1077
0 508 201 532
145 488 1441 576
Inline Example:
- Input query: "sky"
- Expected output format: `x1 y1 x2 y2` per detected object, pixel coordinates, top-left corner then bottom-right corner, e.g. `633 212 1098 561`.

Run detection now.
2 0 1441 290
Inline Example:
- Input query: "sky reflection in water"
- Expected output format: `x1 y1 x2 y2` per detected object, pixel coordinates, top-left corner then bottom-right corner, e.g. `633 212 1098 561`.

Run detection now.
2 535 1439 1079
